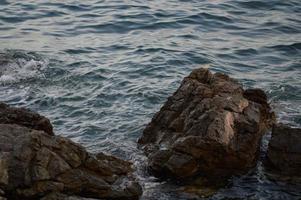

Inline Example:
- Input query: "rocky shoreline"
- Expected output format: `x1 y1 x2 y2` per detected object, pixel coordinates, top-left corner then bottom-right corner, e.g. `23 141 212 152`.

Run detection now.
0 68 300 199
0 104 142 200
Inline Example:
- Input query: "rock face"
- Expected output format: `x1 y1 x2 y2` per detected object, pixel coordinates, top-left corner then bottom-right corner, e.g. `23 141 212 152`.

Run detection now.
0 104 142 200
0 102 53 135
138 68 274 180
266 124 301 177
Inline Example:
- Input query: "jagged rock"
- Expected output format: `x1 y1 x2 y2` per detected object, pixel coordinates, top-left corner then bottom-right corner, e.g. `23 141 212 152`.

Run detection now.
0 123 142 200
266 124 301 177
138 68 274 181
0 102 53 135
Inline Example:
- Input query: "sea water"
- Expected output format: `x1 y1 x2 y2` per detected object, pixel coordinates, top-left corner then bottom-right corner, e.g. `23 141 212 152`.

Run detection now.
0 0 300 199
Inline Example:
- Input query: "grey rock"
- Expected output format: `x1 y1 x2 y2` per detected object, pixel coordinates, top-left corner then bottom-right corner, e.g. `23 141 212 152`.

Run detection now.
266 124 301 176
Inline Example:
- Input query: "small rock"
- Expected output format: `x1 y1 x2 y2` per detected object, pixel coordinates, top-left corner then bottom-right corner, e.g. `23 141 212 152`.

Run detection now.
266 124 301 177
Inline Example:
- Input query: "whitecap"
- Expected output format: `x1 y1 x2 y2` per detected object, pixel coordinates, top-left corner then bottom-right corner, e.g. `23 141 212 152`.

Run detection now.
0 52 48 85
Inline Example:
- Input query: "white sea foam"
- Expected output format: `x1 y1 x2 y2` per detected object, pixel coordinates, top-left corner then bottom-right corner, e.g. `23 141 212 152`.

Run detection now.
0 57 48 84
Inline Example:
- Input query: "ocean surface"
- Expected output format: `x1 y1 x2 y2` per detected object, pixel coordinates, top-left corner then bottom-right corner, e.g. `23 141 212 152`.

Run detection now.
0 0 300 199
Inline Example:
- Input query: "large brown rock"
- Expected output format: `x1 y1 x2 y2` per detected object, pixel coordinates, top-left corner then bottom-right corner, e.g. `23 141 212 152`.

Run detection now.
138 68 274 181
0 124 142 200
0 102 53 135
266 124 301 177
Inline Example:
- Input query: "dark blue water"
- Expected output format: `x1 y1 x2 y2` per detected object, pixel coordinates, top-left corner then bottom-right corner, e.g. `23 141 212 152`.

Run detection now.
0 0 300 199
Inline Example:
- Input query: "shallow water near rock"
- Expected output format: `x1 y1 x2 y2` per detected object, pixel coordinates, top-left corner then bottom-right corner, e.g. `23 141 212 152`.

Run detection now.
0 0 300 199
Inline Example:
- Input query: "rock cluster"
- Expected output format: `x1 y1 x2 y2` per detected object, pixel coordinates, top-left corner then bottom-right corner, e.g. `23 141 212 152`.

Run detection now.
138 68 275 181
0 104 142 200
266 124 301 177
1 67 299 199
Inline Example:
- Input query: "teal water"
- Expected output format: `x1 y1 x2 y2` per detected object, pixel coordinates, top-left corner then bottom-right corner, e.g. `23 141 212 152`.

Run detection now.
0 0 300 199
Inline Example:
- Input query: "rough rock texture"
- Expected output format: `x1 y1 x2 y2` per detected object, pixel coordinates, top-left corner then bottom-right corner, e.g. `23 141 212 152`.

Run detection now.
40 192 103 200
138 68 275 180
0 104 142 200
266 124 301 176
0 102 53 135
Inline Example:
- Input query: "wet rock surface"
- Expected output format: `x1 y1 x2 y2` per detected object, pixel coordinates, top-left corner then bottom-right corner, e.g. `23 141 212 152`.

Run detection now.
138 68 275 181
0 103 142 200
266 124 301 177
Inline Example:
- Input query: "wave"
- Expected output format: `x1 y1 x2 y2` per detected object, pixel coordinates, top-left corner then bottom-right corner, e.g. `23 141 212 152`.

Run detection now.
268 42 301 52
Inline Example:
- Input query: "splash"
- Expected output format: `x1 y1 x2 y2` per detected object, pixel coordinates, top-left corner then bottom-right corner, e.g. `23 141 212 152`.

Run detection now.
0 50 48 85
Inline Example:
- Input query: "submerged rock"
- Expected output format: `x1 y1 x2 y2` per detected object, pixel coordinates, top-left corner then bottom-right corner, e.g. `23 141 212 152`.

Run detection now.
266 124 301 177
138 68 275 181
0 103 142 200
